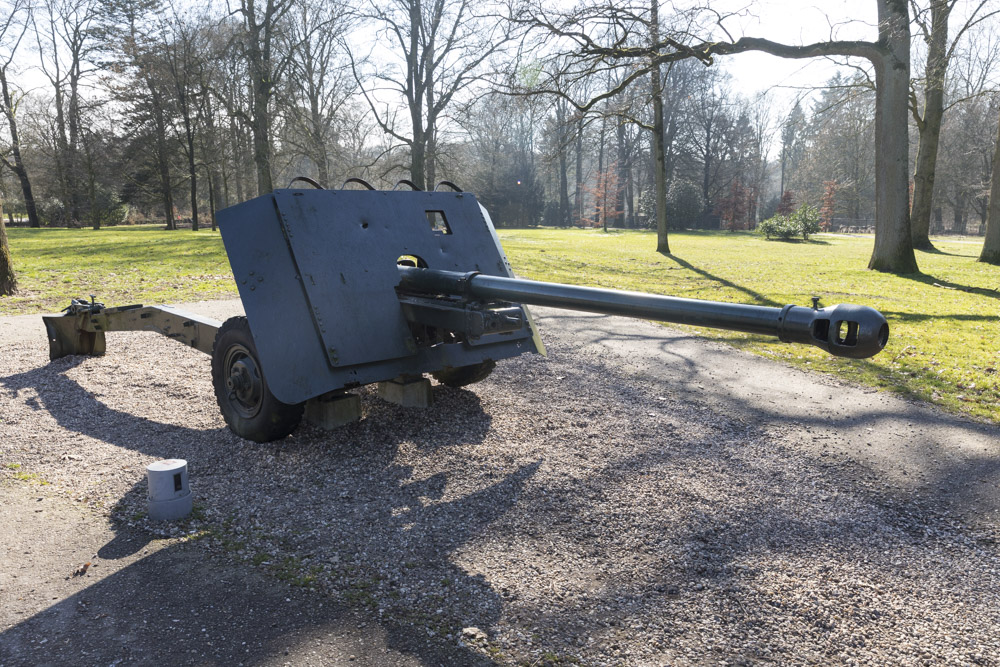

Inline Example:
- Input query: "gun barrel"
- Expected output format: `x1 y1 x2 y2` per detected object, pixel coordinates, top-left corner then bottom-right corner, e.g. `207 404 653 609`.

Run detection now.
396 266 888 359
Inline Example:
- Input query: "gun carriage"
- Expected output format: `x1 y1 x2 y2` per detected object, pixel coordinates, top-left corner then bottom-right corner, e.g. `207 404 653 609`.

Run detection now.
43 180 889 442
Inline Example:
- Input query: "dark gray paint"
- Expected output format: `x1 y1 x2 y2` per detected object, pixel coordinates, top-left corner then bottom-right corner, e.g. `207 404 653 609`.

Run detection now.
216 190 537 404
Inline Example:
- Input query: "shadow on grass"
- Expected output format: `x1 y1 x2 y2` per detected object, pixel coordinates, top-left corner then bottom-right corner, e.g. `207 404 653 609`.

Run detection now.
898 272 1000 300
915 245 972 258
758 237 832 245
663 254 783 307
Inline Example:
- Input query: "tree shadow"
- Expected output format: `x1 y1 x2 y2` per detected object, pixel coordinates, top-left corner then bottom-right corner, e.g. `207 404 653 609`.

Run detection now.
5 316 1000 664
0 355 228 459
464 336 1000 662
759 237 832 246
915 245 970 257
898 272 1000 300
0 348 528 665
874 310 998 323
662 254 784 307
0 526 498 666
0 352 494 459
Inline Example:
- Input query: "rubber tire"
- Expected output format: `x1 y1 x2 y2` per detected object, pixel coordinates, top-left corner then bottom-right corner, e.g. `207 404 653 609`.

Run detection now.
431 360 496 388
211 316 304 442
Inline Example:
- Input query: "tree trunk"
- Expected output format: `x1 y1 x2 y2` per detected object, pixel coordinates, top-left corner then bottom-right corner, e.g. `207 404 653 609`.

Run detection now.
980 108 1000 262
407 0 426 190
615 120 628 228
867 0 918 273
67 67 82 224
910 0 950 251
0 210 15 295
979 105 1000 262
82 131 99 230
701 122 712 214
180 101 198 231
188 142 199 232
650 0 669 253
555 99 571 226
52 79 72 225
309 91 330 187
575 115 584 224
410 120 426 190
229 113 244 203
251 80 273 194
626 165 635 228
245 8 274 197
558 146 570 226
426 109 437 190
152 93 176 230
0 68 41 228
951 189 966 234
207 171 218 232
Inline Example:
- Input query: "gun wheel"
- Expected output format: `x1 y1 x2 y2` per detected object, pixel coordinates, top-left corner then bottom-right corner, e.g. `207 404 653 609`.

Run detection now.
431 360 496 388
211 316 304 442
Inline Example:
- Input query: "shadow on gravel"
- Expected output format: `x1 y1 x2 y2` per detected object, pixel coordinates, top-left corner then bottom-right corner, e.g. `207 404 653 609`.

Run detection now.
565 314 1000 513
10 316 1000 664
0 530 492 666
1 353 526 664
0 355 230 459
1 447 531 666
482 346 1000 662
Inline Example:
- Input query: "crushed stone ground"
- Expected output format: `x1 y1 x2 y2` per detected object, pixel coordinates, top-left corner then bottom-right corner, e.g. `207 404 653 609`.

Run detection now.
1 304 999 666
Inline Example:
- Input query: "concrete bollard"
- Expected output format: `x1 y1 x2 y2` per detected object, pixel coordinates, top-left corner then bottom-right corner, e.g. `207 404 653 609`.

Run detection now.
146 459 193 521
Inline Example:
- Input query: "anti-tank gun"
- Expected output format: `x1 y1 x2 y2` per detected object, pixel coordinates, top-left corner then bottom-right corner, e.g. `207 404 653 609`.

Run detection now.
43 180 889 442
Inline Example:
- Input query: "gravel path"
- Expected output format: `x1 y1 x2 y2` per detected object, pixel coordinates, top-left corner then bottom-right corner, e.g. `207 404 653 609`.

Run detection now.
2 301 999 666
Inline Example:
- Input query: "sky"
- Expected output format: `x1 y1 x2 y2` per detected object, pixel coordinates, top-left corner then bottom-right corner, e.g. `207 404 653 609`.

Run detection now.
713 0 878 103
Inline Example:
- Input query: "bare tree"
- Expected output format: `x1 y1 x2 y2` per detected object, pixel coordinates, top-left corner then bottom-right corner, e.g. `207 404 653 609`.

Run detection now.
279 0 354 187
648 0 669 251
35 0 100 225
228 0 297 194
796 75 877 221
550 93 573 225
161 8 209 231
910 0 1000 250
0 0 40 229
101 0 178 228
522 0 919 273
351 0 518 190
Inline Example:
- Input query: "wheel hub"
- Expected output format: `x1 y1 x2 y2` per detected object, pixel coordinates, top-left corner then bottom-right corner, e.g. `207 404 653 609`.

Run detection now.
223 345 263 419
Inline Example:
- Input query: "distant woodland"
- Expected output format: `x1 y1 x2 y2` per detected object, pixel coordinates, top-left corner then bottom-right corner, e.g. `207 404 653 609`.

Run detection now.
0 0 998 252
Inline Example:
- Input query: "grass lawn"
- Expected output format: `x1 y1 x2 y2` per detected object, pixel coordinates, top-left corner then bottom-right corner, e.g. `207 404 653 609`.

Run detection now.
500 229 999 424
2 224 998 423
1 225 237 313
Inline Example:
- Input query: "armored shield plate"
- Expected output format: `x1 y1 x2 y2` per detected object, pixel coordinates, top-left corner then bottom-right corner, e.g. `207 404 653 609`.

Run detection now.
216 189 536 404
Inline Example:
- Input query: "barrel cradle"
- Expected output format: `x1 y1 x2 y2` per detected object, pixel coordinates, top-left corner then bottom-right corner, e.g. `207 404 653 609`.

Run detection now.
42 184 889 442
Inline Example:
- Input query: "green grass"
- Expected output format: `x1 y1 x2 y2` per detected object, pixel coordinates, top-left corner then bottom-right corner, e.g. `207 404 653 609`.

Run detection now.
1 225 997 422
497 229 1000 423
1 225 236 314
